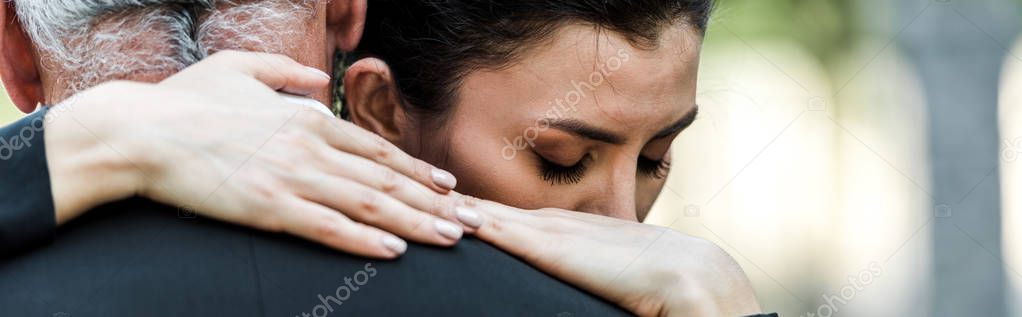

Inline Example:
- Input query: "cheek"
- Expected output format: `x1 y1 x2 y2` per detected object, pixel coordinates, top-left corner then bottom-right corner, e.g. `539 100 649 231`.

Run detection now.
636 178 667 221
440 127 548 208
420 117 667 215
427 114 565 210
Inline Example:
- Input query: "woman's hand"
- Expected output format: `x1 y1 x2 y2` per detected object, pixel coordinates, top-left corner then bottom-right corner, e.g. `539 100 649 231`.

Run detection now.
462 198 762 317
44 51 472 259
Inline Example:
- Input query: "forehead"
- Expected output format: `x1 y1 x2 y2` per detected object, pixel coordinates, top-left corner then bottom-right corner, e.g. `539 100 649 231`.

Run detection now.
456 23 702 137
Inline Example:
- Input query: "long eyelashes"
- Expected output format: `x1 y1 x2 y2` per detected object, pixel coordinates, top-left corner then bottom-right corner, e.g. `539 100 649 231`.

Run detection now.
539 155 671 185
637 156 671 179
539 156 588 185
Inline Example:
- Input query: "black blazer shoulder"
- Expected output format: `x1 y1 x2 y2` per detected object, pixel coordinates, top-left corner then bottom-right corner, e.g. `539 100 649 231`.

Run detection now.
0 198 629 317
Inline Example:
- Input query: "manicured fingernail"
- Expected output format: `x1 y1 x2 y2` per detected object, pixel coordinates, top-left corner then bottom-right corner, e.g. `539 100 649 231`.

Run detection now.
382 236 407 254
435 219 463 240
304 66 330 79
279 94 333 116
456 207 482 228
431 168 457 190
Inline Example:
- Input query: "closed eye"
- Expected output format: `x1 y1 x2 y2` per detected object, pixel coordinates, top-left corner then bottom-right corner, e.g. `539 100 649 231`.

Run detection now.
637 156 670 179
538 155 589 185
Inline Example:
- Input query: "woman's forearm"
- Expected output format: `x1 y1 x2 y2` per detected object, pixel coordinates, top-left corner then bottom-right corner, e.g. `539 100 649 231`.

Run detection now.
44 83 148 225
464 199 768 317
0 95 140 255
15 52 477 259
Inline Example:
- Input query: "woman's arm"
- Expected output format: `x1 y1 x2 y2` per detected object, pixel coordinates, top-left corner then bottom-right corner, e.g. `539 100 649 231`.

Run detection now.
4 51 479 258
463 197 767 317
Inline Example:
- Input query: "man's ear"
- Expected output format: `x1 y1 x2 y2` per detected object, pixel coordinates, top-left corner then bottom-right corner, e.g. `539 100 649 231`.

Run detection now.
326 0 366 51
0 1 44 113
344 57 408 143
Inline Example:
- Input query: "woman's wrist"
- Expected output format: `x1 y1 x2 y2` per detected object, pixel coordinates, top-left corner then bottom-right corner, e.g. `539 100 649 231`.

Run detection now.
663 238 763 317
45 82 152 224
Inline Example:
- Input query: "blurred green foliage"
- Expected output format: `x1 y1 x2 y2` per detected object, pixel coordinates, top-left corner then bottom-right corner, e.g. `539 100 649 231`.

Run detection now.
709 0 859 65
1 85 20 125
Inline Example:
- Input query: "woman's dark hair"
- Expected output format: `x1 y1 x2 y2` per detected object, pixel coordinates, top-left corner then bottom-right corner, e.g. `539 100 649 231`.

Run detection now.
350 0 713 126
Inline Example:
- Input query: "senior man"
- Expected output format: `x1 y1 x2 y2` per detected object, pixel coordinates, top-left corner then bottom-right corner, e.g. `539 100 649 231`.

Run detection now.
0 0 768 316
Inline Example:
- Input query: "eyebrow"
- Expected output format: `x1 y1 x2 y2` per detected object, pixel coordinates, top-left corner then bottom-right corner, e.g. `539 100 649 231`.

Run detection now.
548 106 699 145
654 106 699 139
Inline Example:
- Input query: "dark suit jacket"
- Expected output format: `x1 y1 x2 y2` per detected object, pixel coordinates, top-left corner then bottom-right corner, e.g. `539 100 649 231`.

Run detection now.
0 108 629 316
0 198 628 316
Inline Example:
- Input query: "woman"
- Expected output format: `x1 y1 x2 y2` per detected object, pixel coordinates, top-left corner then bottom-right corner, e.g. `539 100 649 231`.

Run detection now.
342 0 703 222
339 1 764 316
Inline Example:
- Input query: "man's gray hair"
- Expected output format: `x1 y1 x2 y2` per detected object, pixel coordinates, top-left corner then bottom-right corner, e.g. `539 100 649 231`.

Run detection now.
15 0 315 97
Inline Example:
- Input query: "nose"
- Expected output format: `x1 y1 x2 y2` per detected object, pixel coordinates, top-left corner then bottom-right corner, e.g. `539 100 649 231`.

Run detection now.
576 160 639 222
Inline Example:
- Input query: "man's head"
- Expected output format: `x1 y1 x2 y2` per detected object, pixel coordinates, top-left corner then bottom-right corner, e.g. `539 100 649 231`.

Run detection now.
0 0 367 112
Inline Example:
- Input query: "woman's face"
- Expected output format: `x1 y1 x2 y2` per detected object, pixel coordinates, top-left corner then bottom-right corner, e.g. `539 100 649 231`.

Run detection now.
407 24 702 222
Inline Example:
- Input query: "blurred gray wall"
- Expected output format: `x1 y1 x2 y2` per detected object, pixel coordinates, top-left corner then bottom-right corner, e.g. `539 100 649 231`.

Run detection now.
898 0 1019 315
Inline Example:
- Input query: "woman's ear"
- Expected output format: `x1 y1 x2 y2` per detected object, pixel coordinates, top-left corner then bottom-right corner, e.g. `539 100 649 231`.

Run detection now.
343 57 408 143
0 1 45 113
325 0 366 51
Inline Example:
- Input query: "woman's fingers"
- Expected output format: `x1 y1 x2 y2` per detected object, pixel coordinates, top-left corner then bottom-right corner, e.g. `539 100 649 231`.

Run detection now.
309 117 457 193
460 198 543 254
279 93 335 117
141 50 475 262
278 198 407 259
316 149 460 222
206 50 330 96
299 174 463 246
